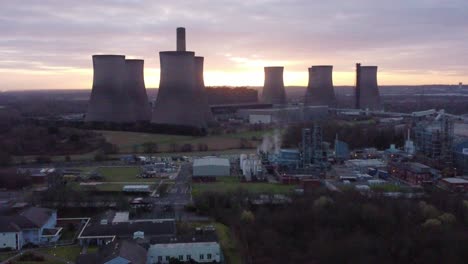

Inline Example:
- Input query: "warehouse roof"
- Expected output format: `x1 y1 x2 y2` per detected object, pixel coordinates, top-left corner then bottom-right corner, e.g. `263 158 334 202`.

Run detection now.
193 157 230 167
442 177 468 184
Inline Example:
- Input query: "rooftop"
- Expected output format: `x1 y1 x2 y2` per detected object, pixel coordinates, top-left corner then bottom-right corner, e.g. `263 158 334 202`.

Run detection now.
442 177 468 184
193 157 230 167
79 219 176 239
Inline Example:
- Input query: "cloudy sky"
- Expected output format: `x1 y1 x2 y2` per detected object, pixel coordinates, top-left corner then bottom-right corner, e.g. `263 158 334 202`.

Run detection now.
1 0 467 90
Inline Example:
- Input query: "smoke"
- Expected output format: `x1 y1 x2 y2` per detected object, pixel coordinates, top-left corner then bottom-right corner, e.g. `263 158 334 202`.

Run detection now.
258 129 282 154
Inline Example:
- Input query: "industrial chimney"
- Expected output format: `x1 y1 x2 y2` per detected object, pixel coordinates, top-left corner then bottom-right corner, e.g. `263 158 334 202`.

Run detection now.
304 65 336 106
152 27 213 128
125 59 151 122
177 27 186 52
261 67 287 105
357 65 382 110
85 55 135 123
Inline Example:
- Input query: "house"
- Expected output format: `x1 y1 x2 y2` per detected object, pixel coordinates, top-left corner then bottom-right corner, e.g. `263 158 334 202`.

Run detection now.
0 207 61 250
76 240 147 264
147 229 221 264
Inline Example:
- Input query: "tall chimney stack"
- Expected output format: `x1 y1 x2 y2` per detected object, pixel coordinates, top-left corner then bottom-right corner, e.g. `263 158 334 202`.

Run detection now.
177 27 186 52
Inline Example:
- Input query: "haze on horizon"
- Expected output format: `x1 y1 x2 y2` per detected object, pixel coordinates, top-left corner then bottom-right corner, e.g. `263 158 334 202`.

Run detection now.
0 0 467 91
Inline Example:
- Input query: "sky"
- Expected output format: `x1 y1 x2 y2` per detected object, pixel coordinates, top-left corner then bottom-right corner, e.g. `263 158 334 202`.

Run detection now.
1 0 468 90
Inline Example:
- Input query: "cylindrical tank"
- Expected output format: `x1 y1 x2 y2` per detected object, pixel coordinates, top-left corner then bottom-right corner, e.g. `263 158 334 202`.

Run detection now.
151 51 207 128
304 65 336 106
86 55 135 123
177 27 186 52
359 66 382 110
261 66 287 104
194 56 214 122
125 59 151 121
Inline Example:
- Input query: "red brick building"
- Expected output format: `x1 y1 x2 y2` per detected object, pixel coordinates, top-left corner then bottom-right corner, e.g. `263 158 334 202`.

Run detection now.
388 162 434 186
440 178 468 193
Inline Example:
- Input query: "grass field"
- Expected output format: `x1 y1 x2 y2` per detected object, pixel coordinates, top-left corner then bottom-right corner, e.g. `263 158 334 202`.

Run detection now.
0 252 16 262
38 245 82 262
192 177 295 196
98 129 271 153
97 166 155 182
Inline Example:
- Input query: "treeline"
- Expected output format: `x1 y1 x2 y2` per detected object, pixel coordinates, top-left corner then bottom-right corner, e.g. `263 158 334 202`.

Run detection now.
193 190 468 264
282 120 405 150
206 87 258 104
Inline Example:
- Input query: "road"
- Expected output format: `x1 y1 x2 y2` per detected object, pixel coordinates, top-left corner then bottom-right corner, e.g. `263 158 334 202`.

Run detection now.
151 163 192 206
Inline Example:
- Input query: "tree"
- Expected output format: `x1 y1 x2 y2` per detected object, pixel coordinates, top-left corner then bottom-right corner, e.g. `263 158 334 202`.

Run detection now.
181 144 193 152
142 142 158 153
0 151 12 167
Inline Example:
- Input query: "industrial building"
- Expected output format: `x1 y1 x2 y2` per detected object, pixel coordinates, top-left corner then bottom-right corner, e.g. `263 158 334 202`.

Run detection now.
125 59 151 122
414 115 454 164
193 157 231 180
453 140 468 175
237 105 328 124
261 66 287 105
439 177 468 193
85 55 136 123
304 66 336 106
152 27 212 128
388 162 434 186
239 154 264 181
355 64 382 111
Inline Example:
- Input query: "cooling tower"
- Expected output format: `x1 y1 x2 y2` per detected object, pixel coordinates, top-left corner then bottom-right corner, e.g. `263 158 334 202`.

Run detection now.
151 28 212 128
194 56 214 123
261 67 287 104
304 65 336 106
151 51 207 128
125 59 151 121
85 55 135 123
358 65 382 110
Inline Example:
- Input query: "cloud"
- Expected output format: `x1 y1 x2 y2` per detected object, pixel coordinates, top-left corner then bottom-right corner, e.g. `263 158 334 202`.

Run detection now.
0 0 467 89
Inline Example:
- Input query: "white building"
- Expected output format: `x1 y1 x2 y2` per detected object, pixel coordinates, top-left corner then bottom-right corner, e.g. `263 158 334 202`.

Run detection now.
147 241 221 264
0 207 60 250
193 157 230 177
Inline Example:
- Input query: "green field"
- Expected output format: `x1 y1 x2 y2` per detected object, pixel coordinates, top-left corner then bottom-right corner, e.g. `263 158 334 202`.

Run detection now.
192 177 295 196
97 166 156 182
99 129 269 153
38 245 82 262
0 252 16 262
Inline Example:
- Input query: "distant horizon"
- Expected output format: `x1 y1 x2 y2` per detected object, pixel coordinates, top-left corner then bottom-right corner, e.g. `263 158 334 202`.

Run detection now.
2 84 466 93
1 1 468 90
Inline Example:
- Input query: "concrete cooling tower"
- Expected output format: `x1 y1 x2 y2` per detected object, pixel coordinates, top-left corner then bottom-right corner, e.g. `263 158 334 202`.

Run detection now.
151 27 212 128
194 56 214 123
356 65 382 110
304 65 336 106
125 59 151 121
261 66 287 104
85 55 135 123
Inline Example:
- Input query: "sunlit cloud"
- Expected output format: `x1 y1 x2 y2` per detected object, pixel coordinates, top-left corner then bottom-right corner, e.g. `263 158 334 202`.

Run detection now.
0 0 467 90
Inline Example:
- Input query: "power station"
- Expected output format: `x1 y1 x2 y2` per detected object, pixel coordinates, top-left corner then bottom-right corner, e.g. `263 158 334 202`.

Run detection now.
151 27 212 128
86 55 136 123
194 56 215 123
304 66 336 106
125 59 151 121
355 64 382 110
261 66 287 105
